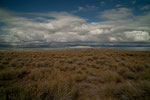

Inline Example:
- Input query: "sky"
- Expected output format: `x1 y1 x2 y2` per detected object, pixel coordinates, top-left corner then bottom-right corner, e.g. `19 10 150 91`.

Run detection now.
0 0 150 46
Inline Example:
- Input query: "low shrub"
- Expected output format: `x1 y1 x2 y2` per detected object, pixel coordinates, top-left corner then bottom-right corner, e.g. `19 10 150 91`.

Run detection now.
0 68 29 80
99 80 150 100
140 68 150 81
100 71 123 83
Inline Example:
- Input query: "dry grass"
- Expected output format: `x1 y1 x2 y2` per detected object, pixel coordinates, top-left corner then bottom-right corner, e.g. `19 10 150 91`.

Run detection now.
0 49 150 100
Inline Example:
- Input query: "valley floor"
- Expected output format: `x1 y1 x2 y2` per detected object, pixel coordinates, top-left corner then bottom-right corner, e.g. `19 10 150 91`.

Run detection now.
0 49 150 100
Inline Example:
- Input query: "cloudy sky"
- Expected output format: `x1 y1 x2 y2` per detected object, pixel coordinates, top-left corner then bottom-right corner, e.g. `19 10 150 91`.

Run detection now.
0 0 150 46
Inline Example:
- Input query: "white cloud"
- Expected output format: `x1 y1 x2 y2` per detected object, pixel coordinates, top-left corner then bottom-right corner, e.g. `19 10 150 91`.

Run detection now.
132 0 137 4
89 29 104 35
100 1 105 6
141 5 150 10
72 5 98 13
109 37 117 41
116 4 121 7
99 8 134 20
0 8 150 45
124 31 150 41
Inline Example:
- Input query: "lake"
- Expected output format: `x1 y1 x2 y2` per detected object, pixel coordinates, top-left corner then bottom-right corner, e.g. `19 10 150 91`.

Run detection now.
1 47 150 51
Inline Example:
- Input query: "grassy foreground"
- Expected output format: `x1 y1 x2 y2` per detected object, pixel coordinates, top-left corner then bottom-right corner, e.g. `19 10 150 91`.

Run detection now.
0 49 150 100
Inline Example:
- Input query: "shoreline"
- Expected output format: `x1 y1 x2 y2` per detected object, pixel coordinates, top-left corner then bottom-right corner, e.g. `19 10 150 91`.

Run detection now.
0 47 150 51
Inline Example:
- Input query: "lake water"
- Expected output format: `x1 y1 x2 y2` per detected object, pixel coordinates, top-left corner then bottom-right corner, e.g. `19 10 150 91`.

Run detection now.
0 47 150 51
98 47 150 51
